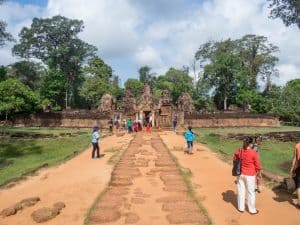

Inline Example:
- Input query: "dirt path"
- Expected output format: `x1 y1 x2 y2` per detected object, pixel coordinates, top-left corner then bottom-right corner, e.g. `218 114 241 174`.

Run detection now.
160 131 300 225
87 133 208 225
0 134 133 225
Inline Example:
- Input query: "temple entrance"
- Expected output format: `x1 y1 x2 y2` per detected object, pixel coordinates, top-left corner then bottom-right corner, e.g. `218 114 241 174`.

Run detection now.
144 111 151 125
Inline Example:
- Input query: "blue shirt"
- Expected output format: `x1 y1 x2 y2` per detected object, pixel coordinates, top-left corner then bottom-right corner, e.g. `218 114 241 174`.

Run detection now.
91 131 100 143
185 130 195 142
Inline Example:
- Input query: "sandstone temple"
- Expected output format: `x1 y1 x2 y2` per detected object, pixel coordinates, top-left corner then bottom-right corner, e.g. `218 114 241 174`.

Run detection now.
12 84 279 128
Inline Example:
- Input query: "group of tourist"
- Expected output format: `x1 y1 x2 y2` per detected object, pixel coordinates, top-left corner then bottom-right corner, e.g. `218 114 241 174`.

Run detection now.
90 121 300 212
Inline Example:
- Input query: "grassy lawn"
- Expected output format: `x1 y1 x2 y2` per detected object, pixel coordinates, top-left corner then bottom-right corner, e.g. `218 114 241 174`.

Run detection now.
0 127 91 186
194 126 300 177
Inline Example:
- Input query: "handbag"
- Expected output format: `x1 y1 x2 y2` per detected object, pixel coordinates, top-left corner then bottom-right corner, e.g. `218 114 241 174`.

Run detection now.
232 149 242 176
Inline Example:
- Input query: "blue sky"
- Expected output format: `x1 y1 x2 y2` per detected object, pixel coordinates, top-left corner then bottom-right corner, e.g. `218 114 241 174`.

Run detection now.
1 0 300 86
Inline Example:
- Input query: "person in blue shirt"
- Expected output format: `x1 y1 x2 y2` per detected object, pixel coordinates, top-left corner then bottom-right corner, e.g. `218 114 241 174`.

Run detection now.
185 126 195 154
91 126 100 159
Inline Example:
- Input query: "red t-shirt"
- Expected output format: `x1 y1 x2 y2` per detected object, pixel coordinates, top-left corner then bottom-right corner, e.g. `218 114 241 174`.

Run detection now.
233 148 262 176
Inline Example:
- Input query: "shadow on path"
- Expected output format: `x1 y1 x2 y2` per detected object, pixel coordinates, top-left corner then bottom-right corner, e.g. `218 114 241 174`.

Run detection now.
272 185 298 209
222 190 238 210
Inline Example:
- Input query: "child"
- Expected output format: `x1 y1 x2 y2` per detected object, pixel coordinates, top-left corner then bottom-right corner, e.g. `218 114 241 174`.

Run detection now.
91 126 100 159
252 135 263 193
146 123 151 133
184 126 195 154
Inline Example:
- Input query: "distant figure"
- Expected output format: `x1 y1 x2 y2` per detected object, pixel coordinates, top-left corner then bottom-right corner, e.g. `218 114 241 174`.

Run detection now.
108 118 113 133
184 126 195 154
233 137 262 214
133 121 138 132
127 119 133 133
146 123 151 133
91 126 100 159
173 115 177 132
290 142 300 208
252 135 263 193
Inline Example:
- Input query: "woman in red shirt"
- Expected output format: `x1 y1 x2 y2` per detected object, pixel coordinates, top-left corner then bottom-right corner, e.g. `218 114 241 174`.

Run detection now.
290 143 300 208
233 137 262 214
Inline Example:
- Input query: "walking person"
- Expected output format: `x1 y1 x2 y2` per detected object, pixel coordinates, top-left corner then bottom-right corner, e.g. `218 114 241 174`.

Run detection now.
173 115 177 132
91 126 100 159
252 135 263 193
184 126 195 154
127 119 133 133
290 142 300 208
233 137 262 214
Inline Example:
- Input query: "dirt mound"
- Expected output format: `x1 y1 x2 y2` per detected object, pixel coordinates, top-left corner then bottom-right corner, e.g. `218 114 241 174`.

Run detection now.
31 207 60 223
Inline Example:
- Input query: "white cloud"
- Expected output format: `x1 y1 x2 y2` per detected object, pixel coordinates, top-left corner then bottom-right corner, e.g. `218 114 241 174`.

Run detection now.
0 0 299 86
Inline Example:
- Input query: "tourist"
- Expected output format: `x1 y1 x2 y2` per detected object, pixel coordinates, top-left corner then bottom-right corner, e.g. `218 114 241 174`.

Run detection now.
122 119 127 131
252 135 263 193
133 121 138 132
127 119 133 133
290 142 300 208
184 126 195 154
173 115 177 132
233 137 262 214
91 126 100 159
146 123 151 133
108 118 113 133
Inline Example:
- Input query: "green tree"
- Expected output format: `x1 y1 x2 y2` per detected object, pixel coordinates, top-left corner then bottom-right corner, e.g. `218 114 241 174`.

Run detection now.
0 0 14 47
0 78 40 120
7 60 45 90
79 56 115 108
0 65 7 81
124 78 144 100
273 79 300 123
268 0 300 28
196 39 242 110
164 67 194 104
237 34 279 89
12 15 97 108
139 66 153 84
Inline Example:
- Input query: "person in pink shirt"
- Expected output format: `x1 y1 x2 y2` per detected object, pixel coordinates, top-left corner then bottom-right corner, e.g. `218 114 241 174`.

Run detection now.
290 143 300 208
233 137 262 214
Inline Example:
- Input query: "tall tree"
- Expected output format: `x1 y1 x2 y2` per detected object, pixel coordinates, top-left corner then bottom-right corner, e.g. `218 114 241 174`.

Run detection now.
268 0 300 28
164 67 194 104
138 66 153 84
0 0 14 47
237 34 279 89
12 15 97 108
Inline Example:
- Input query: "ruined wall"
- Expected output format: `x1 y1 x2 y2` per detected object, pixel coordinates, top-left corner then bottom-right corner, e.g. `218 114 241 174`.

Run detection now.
12 110 111 128
184 117 280 127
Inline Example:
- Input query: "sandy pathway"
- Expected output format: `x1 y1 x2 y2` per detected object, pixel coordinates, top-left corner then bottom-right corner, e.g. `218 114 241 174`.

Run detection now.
88 133 207 225
0 134 133 225
160 131 300 225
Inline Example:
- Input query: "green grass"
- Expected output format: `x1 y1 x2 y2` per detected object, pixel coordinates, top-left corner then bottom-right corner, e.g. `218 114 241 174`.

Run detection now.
0 127 91 186
194 126 299 177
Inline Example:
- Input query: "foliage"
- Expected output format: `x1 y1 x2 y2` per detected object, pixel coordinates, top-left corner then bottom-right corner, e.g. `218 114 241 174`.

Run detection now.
0 78 40 119
12 15 97 108
268 0 300 28
195 35 279 110
164 67 194 104
0 0 14 47
272 79 300 122
7 60 45 90
139 65 154 85
0 65 7 81
124 78 144 100
40 70 65 110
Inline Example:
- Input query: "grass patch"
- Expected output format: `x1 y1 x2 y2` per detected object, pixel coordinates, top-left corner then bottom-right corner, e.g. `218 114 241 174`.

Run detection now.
0 127 91 186
194 126 299 177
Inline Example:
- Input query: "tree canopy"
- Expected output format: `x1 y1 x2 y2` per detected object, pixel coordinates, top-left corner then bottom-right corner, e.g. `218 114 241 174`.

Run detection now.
0 0 14 47
268 0 300 28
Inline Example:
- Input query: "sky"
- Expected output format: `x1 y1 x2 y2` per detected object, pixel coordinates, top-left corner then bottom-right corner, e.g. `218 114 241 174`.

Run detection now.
0 0 299 87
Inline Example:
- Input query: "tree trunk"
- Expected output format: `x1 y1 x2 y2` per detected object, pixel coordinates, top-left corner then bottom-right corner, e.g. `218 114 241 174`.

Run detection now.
224 96 228 111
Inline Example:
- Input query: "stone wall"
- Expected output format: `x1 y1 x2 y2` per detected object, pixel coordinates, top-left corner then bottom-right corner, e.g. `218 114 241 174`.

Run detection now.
12 110 111 128
185 117 279 127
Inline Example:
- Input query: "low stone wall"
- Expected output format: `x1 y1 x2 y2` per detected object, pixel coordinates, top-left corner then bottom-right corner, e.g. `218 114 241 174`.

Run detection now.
12 111 111 128
185 117 279 127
